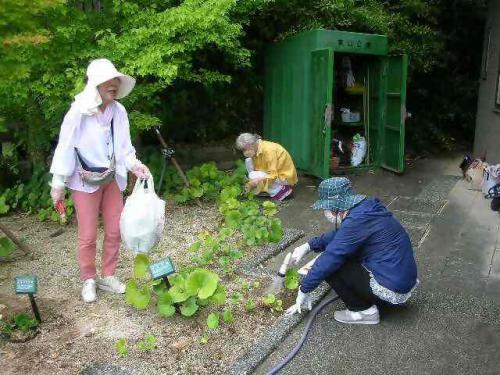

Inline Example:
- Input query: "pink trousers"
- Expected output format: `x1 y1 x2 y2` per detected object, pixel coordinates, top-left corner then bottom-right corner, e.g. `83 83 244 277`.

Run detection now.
72 181 123 281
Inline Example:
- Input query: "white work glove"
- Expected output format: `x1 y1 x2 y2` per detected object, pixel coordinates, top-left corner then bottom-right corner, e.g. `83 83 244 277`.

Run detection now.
50 175 66 206
285 290 312 315
131 163 151 179
50 187 65 206
290 243 311 265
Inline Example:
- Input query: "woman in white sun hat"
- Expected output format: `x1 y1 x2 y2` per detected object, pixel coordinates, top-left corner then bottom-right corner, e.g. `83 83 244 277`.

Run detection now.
49 58 150 303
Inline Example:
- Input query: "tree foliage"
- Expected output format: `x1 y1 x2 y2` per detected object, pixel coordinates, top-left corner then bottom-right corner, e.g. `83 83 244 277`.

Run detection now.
0 0 487 181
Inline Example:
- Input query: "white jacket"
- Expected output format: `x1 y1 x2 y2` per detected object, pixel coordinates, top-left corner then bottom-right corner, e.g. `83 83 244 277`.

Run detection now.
50 101 139 193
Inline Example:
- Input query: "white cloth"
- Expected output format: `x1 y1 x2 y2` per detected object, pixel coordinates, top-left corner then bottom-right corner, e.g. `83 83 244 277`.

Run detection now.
248 171 284 197
245 160 285 197
50 101 139 193
73 58 135 115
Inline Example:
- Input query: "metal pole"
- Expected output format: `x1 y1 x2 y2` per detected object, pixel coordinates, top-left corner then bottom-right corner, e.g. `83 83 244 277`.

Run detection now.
154 128 202 208
28 294 42 323
162 276 180 313
154 129 190 188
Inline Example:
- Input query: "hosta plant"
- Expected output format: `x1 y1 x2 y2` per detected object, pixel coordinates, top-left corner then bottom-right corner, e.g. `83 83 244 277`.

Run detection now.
261 293 283 313
125 255 226 319
219 193 283 246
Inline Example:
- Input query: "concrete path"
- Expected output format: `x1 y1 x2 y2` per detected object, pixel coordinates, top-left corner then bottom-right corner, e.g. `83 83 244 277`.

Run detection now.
256 154 500 375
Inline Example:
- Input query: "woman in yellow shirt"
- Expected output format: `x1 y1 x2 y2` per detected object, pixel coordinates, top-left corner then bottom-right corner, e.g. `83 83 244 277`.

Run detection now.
235 133 298 201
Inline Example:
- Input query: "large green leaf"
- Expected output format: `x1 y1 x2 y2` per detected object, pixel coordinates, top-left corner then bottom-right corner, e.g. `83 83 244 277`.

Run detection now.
168 273 185 287
262 200 278 216
169 283 190 303
180 297 199 317
268 218 283 243
225 210 242 229
198 298 210 306
189 186 204 198
153 284 170 298
208 284 226 305
185 269 219 299
125 279 151 310
255 227 269 241
0 237 15 257
157 293 176 318
133 254 150 279
219 185 240 201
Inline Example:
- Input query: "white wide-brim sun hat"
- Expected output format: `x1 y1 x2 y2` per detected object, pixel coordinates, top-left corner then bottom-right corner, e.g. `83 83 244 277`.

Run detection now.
73 58 136 115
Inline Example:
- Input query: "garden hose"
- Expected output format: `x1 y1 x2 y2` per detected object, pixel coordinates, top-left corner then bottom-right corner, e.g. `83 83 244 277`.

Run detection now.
266 293 340 375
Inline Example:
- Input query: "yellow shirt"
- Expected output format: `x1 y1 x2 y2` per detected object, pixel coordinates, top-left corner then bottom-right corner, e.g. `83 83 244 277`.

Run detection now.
252 140 298 194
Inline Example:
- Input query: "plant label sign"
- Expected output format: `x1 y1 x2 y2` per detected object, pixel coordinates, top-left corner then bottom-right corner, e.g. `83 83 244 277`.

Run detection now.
15 275 38 295
149 257 175 279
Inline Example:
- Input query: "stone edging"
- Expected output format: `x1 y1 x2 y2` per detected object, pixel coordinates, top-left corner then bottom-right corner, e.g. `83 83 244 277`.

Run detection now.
229 284 331 375
230 227 332 375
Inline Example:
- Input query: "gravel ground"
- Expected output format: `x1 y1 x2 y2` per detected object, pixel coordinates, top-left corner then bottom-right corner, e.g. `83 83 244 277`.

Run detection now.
0 201 295 375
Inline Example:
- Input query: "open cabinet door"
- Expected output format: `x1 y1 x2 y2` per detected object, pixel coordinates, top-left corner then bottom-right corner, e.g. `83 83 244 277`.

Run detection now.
310 49 334 179
381 55 408 173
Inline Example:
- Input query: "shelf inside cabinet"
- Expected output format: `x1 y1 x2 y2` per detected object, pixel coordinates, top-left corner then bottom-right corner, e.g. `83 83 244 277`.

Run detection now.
337 121 364 127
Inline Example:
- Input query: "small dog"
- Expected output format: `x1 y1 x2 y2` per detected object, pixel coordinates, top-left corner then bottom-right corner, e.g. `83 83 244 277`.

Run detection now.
459 154 487 190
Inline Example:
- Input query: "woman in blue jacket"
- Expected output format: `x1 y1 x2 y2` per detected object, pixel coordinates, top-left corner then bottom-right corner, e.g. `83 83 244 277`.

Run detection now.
286 177 419 325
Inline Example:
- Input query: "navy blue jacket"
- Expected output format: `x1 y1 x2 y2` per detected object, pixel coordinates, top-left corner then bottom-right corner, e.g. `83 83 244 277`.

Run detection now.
301 198 418 294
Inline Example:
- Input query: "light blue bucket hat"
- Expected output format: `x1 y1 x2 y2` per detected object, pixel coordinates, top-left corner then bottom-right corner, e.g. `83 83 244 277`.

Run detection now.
312 177 366 211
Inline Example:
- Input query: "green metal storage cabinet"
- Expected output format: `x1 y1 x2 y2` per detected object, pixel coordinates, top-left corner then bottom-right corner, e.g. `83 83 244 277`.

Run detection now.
264 29 408 179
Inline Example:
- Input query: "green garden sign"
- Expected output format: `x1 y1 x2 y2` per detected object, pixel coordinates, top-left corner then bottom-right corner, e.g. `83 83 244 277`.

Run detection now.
149 257 176 280
15 275 41 323
15 275 37 295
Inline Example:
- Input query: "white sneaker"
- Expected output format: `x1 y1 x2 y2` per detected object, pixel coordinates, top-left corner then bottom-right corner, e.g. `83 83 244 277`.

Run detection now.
82 279 97 303
334 305 380 325
97 276 126 294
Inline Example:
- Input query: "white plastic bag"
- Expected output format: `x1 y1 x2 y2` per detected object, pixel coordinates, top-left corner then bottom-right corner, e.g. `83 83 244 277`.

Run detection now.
351 134 367 167
120 176 165 253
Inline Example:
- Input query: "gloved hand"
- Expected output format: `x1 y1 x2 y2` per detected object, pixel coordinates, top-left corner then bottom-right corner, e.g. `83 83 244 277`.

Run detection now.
285 289 312 315
50 187 65 206
131 163 151 179
290 243 310 264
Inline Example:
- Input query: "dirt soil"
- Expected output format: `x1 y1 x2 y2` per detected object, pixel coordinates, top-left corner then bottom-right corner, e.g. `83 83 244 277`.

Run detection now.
0 201 295 375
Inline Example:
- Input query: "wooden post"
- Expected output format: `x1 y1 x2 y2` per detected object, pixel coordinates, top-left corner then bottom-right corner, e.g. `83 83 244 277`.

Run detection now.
0 221 32 257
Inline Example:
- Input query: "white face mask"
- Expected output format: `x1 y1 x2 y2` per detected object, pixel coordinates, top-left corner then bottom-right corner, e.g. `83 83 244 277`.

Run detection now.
324 210 343 229
323 210 342 226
